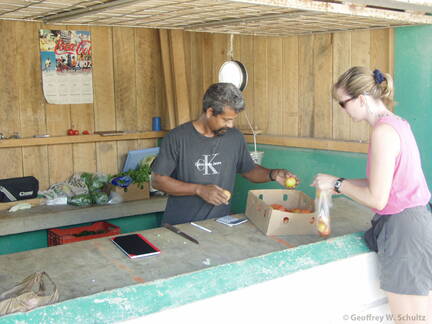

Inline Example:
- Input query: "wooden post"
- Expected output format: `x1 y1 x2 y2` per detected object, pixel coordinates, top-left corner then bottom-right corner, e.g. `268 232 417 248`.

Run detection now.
170 29 191 125
159 29 177 130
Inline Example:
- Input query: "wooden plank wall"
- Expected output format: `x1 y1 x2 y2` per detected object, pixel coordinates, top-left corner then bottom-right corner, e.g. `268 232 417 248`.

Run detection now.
0 21 164 190
0 19 391 191
183 29 392 140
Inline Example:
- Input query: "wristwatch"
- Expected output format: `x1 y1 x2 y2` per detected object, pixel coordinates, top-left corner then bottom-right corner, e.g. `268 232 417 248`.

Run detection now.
269 169 277 181
334 178 345 193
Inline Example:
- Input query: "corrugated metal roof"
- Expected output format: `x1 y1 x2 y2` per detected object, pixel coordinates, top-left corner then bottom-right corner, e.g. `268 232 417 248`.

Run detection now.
0 0 431 35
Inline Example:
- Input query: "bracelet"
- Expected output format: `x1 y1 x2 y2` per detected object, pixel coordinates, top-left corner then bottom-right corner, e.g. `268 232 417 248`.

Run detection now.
269 169 277 181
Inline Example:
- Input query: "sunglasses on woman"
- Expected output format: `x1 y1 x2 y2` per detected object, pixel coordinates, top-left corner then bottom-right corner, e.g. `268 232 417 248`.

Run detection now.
339 96 356 109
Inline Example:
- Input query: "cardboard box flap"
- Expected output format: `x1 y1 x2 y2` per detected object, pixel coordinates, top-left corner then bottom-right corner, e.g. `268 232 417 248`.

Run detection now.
245 189 316 236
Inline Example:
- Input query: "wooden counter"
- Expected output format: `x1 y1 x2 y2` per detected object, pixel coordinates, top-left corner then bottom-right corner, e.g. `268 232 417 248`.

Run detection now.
0 197 373 305
0 197 167 236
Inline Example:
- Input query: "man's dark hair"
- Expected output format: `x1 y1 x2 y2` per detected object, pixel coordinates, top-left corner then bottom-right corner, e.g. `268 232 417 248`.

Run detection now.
202 83 245 115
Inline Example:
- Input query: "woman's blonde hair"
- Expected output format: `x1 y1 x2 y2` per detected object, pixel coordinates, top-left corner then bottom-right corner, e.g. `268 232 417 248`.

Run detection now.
332 66 394 108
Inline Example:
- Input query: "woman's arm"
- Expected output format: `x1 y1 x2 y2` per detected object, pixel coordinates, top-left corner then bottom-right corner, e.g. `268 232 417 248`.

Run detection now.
313 123 400 210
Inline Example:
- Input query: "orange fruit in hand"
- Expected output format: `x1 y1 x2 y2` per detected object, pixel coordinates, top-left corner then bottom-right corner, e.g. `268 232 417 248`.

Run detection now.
223 190 231 201
285 177 297 188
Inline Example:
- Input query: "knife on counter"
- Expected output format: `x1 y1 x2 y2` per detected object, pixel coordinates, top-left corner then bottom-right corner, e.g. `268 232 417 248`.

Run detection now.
163 223 199 245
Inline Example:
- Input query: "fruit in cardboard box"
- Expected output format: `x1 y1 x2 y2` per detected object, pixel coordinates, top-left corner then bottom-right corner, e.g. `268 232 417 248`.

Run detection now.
271 204 287 211
270 204 312 214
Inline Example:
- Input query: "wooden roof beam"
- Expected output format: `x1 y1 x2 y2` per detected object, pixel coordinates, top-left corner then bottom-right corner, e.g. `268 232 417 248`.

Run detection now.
352 0 432 12
228 0 432 24
40 0 143 23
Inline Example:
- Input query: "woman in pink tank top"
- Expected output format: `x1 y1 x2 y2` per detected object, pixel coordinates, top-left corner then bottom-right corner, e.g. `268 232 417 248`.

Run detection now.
312 66 432 323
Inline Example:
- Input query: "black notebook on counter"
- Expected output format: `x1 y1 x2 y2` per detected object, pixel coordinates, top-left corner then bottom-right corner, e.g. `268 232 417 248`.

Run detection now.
111 234 160 259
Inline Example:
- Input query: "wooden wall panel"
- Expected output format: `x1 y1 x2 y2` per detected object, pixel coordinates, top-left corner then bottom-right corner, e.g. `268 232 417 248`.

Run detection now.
350 30 371 142
91 26 118 175
0 21 23 179
212 33 228 83
15 21 50 189
239 35 255 131
113 27 139 170
313 33 333 138
135 28 156 132
113 28 137 132
370 29 390 75
298 35 314 137
267 37 284 135
282 36 299 137
159 29 177 130
253 37 269 134
201 33 214 95
332 32 352 141
71 103 96 173
152 31 165 130
46 104 73 184
186 31 203 121
170 30 191 125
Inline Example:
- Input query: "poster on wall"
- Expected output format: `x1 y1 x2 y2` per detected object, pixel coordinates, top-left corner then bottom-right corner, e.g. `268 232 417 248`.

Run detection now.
39 29 93 104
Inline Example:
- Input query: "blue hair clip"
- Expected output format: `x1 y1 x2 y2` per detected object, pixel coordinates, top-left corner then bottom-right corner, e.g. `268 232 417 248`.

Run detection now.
373 69 386 84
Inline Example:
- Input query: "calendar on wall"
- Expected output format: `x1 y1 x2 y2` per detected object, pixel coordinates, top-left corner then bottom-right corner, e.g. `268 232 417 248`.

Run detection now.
39 29 93 104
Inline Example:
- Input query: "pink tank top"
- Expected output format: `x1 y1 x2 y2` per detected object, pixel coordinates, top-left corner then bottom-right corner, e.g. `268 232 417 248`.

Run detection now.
367 115 430 215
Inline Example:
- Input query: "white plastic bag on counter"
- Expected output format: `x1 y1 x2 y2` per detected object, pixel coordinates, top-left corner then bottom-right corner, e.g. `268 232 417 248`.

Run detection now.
315 189 332 237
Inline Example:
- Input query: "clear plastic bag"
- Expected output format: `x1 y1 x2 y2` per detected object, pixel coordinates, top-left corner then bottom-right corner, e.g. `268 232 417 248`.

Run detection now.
92 191 109 205
67 194 92 206
315 189 332 237
107 191 124 204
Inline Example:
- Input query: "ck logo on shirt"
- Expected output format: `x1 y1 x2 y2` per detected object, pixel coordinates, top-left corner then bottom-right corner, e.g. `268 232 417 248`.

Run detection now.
195 153 222 175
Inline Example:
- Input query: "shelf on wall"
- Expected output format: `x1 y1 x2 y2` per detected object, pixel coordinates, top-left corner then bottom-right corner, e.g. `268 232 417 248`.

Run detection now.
1 130 368 153
244 134 369 154
0 131 168 149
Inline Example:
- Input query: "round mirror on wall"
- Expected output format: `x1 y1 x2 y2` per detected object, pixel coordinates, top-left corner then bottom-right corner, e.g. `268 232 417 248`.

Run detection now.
218 60 248 91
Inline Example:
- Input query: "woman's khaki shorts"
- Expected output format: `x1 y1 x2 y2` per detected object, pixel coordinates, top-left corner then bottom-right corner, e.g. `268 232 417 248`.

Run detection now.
375 205 432 296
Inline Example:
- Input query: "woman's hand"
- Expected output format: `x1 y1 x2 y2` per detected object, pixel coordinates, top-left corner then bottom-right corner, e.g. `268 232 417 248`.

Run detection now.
311 173 338 192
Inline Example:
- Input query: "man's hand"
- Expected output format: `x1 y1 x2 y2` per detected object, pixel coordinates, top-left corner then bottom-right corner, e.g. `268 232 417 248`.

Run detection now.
272 169 300 188
195 184 230 206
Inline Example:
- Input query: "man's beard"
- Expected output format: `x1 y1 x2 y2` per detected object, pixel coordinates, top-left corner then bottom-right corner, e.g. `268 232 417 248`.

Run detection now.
214 127 229 136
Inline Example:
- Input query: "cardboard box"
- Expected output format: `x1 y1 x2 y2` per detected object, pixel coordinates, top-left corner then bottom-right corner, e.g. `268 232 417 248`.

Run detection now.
104 183 150 202
245 189 315 236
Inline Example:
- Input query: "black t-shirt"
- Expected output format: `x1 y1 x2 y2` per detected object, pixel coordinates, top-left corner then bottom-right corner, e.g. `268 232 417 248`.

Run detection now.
151 122 255 225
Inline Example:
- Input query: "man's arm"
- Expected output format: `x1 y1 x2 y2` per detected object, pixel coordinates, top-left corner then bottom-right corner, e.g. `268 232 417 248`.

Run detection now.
241 165 299 187
151 172 229 206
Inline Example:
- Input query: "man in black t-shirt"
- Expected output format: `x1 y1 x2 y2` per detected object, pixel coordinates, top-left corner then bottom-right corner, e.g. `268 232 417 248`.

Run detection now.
151 83 298 225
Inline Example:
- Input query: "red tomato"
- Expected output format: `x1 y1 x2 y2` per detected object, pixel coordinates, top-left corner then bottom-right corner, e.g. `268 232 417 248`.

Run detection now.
82 130 90 135
73 130 79 135
67 129 74 136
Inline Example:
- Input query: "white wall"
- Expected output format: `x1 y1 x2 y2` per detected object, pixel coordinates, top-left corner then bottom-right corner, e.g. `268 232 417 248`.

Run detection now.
122 252 394 324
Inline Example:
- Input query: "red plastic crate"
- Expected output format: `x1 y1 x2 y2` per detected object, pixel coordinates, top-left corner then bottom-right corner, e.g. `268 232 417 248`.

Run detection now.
48 221 121 246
